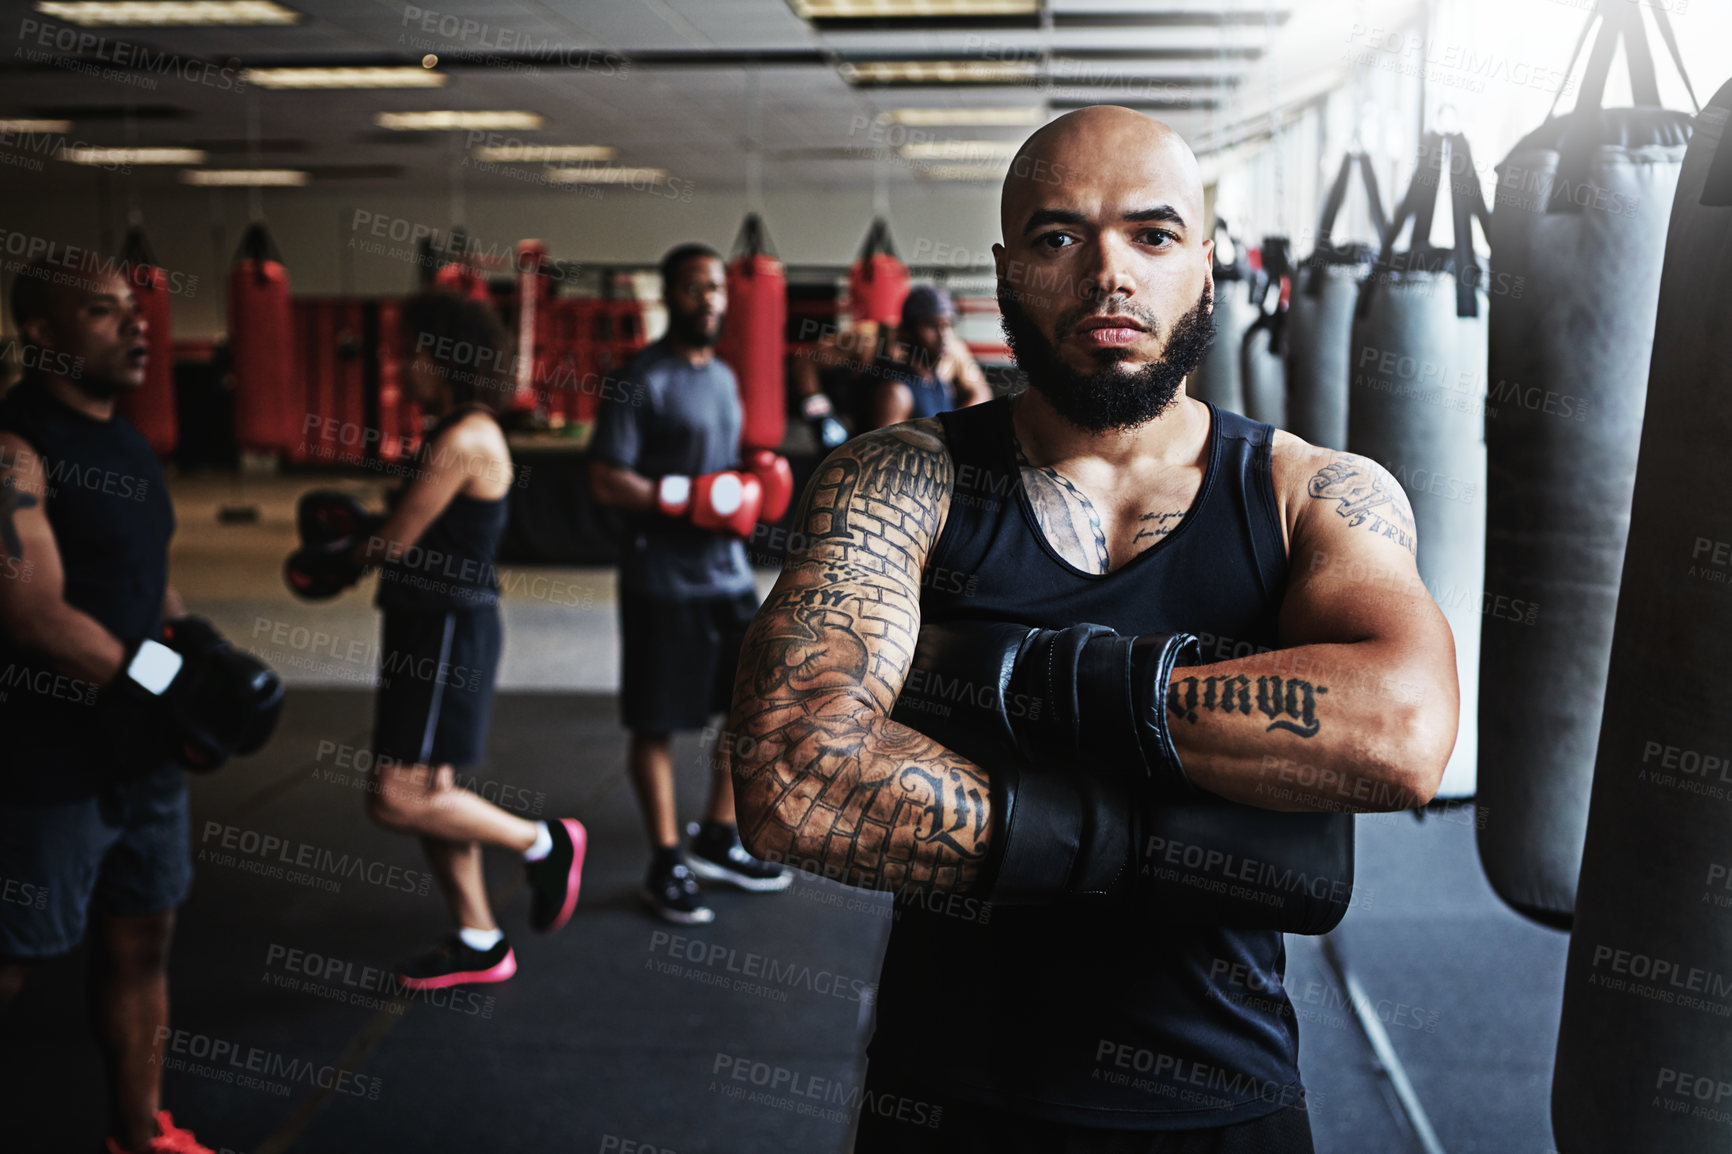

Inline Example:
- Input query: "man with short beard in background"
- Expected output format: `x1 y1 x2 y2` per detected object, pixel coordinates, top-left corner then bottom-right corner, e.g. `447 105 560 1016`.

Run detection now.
727 106 1457 1152
590 243 794 925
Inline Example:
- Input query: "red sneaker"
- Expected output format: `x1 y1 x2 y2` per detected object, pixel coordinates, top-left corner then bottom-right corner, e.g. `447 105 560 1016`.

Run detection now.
106 1110 216 1154
394 934 517 990
525 817 588 933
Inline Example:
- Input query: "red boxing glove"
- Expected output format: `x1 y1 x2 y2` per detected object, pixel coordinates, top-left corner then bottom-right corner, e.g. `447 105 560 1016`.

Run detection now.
743 450 795 523
657 471 764 539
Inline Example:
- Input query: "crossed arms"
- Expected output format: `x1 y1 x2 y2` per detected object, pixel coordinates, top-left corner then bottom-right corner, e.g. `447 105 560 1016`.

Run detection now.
723 419 1458 896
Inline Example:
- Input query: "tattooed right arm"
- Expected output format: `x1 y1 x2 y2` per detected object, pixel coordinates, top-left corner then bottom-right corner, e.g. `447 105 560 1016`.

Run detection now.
725 421 995 895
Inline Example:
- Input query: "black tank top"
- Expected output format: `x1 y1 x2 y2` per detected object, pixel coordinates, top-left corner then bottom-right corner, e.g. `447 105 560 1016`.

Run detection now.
0 377 174 797
375 406 509 612
869 396 1303 1130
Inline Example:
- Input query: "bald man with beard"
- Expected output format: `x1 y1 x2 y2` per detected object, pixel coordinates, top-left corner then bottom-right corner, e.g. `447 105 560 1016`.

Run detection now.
726 107 1458 1152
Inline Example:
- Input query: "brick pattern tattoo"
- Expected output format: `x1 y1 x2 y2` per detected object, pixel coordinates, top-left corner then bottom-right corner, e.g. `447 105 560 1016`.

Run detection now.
727 421 991 894
1306 457 1418 556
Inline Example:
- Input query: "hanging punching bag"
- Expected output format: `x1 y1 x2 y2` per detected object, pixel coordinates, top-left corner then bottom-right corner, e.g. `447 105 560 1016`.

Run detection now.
514 240 552 415
1190 217 1251 413
1550 74 1728 1154
1350 132 1493 801
1287 154 1388 450
1240 236 1291 428
227 223 295 457
715 214 788 453
848 217 910 328
1477 0 1697 926
116 228 177 458
430 227 492 303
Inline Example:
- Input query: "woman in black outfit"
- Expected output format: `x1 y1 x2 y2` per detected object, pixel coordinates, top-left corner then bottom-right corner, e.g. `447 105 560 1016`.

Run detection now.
361 292 585 988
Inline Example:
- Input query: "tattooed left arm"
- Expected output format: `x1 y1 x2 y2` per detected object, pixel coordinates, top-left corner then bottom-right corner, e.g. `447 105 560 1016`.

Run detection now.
1169 442 1459 813
724 422 995 894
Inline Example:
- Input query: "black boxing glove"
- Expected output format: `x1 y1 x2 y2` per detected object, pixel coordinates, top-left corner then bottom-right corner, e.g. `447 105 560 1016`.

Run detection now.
285 538 367 601
296 490 383 548
892 619 1354 933
106 617 285 772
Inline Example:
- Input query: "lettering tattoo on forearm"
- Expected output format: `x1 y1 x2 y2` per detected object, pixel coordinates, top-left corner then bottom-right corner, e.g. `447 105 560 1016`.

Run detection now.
1167 673 1329 739
1306 458 1417 556
0 476 37 561
731 425 990 894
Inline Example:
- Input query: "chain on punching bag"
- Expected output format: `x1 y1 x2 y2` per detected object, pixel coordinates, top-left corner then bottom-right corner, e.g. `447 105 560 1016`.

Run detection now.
715 213 788 453
1551 74 1728 1154
1478 0 1697 927
1350 131 1493 802
1287 153 1388 450
1191 217 1251 413
1240 236 1291 428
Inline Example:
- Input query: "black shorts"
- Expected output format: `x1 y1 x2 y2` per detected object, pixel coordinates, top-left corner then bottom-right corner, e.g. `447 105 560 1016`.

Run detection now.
0 764 191 959
854 1065 1316 1154
619 589 759 734
372 606 502 768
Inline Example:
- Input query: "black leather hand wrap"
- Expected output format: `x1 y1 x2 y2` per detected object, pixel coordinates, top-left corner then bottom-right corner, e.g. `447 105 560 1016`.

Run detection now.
890 621 1136 906
892 619 1356 934
1007 624 1203 799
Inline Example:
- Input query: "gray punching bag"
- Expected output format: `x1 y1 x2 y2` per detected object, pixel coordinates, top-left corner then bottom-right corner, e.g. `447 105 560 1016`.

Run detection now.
1191 218 1251 413
1477 0 1697 927
1240 237 1291 428
1349 133 1492 801
1288 154 1389 450
1551 74 1726 1154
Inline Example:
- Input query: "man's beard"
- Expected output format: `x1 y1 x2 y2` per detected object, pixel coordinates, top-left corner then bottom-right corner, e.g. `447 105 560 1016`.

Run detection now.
998 281 1214 434
675 313 721 348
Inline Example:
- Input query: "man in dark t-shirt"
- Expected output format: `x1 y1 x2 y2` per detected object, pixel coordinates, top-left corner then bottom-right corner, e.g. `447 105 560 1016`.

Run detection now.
589 244 793 923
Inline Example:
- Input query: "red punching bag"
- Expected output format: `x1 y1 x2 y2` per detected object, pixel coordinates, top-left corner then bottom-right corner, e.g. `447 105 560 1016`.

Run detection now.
227 223 295 456
428 226 493 303
848 217 911 328
116 228 176 458
716 214 787 453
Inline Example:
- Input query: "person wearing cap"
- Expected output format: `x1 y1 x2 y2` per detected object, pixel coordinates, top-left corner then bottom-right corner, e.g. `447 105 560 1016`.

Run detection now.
853 285 993 432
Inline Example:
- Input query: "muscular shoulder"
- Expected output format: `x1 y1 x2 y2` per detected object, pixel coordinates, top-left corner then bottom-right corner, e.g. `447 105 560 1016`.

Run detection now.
0 430 45 495
1269 430 1417 558
791 418 954 585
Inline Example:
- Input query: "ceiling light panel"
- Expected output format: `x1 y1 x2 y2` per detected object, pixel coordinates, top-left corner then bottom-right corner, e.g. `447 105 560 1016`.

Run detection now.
244 68 448 90
181 168 308 185
34 1 300 26
375 111 544 131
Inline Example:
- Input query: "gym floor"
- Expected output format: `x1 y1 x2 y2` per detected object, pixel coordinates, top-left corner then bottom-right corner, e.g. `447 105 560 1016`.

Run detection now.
2 475 1568 1154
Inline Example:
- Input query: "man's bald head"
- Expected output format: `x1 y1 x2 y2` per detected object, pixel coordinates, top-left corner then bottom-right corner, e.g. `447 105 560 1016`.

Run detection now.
1000 106 1205 242
991 106 1215 433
